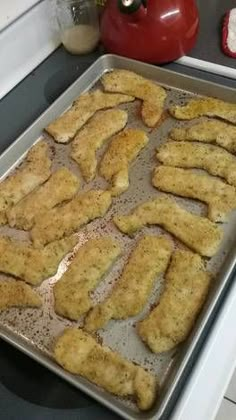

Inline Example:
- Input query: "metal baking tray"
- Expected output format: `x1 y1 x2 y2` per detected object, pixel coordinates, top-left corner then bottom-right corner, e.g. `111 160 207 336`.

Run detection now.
0 54 236 420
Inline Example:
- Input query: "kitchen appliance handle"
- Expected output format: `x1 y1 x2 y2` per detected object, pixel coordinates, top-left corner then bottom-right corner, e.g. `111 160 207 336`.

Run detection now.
117 0 147 14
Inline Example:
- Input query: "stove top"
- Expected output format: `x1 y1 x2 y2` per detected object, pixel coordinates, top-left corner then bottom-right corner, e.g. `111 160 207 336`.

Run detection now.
192 0 236 69
0 1 236 419
0 340 117 420
176 0 236 79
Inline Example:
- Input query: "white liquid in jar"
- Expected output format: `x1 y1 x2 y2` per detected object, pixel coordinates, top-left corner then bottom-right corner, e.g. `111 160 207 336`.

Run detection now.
61 25 100 55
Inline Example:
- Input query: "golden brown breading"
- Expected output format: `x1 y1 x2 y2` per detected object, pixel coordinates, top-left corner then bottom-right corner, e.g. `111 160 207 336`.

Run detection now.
84 236 172 332
113 196 222 257
153 166 236 222
170 119 236 153
101 69 167 127
0 213 6 225
100 129 148 196
71 109 128 182
141 100 164 128
157 141 236 187
45 90 134 143
54 328 157 411
0 141 51 225
7 168 80 230
170 97 236 124
54 237 122 320
0 280 42 311
138 250 211 353
31 190 112 248
0 236 77 285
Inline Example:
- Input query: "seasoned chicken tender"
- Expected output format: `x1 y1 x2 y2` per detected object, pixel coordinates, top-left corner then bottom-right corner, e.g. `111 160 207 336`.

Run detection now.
0 141 51 225
0 236 77 285
54 328 157 411
45 90 134 143
170 97 236 124
31 190 112 247
113 196 222 257
54 237 121 320
157 141 236 187
153 166 236 222
7 168 80 230
141 100 165 128
0 280 42 311
170 120 236 153
84 236 172 332
100 129 148 196
101 69 167 127
138 250 211 353
71 109 128 182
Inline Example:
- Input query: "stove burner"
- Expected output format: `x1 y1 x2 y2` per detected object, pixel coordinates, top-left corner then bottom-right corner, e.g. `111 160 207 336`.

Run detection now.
0 340 93 409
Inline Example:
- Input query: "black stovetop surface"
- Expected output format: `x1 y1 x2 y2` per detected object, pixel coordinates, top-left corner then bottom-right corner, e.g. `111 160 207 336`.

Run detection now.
192 0 236 69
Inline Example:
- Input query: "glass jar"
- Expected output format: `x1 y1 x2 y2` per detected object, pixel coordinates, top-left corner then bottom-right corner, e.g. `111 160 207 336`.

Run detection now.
56 0 100 55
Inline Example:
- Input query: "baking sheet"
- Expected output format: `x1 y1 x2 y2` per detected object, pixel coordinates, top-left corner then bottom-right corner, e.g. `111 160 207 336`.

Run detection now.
0 54 236 420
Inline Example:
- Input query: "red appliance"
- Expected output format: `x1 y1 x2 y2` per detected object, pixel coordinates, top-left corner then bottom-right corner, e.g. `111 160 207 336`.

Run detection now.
100 0 199 63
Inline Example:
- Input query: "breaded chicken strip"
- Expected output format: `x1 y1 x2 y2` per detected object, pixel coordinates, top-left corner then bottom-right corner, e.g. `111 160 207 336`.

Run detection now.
101 69 167 127
71 109 128 182
31 190 112 247
45 90 134 143
157 141 236 187
54 328 157 411
54 237 121 320
170 120 236 153
0 141 51 225
100 129 148 196
153 166 236 222
113 196 222 257
138 250 211 353
84 236 172 332
7 168 80 230
0 236 77 285
170 97 236 124
0 280 42 311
